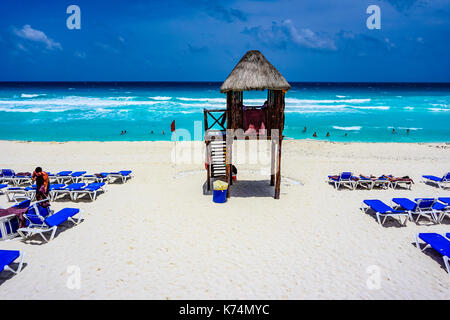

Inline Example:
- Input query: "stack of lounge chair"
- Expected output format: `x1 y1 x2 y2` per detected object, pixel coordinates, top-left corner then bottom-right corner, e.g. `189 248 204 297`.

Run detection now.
50 182 106 201
328 172 414 190
0 169 31 186
361 197 450 226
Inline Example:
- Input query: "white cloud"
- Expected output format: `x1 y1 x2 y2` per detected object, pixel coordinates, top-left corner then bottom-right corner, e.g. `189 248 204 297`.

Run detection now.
243 19 336 51
13 25 62 50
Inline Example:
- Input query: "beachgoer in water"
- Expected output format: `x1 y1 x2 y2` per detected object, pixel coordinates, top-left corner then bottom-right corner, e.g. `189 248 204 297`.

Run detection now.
120 131 123 135
313 132 317 138
344 133 348 137
31 167 50 205
326 132 330 137
124 130 127 134
151 130 154 134
302 126 307 133
406 129 410 135
392 128 396 134
162 130 165 135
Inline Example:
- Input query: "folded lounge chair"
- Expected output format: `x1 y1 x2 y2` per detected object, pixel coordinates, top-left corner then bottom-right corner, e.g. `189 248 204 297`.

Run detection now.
414 233 450 274
392 198 444 223
70 182 105 201
0 250 25 275
361 199 409 226
328 172 355 190
107 170 132 183
421 172 450 189
17 202 82 242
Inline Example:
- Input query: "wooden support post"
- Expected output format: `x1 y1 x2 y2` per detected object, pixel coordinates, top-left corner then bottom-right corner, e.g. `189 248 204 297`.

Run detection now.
206 142 211 191
274 138 282 199
225 132 232 198
270 137 276 186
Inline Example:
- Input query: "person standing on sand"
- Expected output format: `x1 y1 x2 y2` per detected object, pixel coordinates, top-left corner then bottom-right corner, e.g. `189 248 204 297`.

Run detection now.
31 167 50 206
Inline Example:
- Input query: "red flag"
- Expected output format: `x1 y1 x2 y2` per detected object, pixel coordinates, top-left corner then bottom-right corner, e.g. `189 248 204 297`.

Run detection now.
170 120 175 132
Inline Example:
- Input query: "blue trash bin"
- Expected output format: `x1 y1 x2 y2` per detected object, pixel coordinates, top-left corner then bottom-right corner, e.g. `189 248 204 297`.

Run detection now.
213 189 227 203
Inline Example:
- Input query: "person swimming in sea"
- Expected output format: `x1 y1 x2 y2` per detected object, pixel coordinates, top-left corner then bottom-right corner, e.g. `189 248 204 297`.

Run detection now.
392 128 396 134
326 132 330 137
406 129 410 135
313 132 317 138
162 130 165 135
302 126 307 133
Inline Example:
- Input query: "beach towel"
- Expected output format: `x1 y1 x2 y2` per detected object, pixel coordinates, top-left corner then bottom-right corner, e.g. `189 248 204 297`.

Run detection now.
0 206 29 228
35 185 50 207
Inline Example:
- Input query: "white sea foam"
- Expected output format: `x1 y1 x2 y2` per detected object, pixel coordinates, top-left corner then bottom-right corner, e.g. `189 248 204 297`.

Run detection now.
336 95 347 98
177 97 226 103
332 126 362 131
404 107 414 110
20 93 45 98
351 106 390 110
429 108 450 112
149 96 172 100
398 127 422 131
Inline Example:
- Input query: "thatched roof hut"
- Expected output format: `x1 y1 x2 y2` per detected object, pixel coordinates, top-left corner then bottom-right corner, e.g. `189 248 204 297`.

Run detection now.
220 50 291 93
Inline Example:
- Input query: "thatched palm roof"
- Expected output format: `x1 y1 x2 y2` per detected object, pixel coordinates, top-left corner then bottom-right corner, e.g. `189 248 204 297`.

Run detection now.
220 50 290 93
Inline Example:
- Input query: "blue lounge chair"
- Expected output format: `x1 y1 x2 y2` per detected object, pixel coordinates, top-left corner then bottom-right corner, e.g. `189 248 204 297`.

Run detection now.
437 198 450 222
0 169 16 185
70 182 105 201
328 172 355 190
414 233 450 274
361 199 409 226
17 202 82 242
0 184 7 195
392 198 443 223
82 173 108 184
107 170 132 183
0 250 24 275
69 171 87 183
53 171 74 184
0 200 31 241
50 183 86 201
12 173 31 186
5 185 37 202
421 172 450 189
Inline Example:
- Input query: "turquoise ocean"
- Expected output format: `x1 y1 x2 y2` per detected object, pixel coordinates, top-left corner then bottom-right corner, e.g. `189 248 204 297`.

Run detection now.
0 82 449 142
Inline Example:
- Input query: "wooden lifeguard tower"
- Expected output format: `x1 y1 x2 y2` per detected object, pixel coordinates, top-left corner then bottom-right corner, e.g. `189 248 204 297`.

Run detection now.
204 50 290 199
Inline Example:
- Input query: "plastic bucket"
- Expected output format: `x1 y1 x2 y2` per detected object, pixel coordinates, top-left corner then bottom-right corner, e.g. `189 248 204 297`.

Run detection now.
213 189 227 203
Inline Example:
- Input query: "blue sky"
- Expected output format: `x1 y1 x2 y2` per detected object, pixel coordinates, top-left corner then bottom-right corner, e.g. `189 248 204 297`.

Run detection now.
0 0 449 82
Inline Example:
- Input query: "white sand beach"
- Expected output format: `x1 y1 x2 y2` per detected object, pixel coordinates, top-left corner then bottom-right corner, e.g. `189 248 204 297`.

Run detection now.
0 139 449 299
